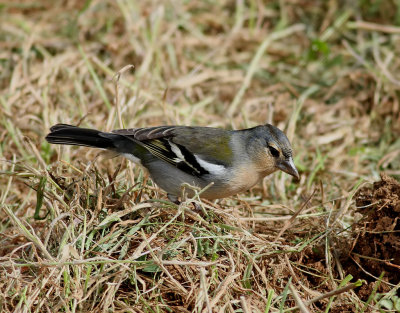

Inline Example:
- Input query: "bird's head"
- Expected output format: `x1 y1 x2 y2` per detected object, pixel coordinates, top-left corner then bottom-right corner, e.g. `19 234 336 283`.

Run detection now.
247 124 299 180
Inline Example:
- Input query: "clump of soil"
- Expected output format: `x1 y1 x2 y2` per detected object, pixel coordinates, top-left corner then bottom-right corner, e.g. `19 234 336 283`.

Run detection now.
343 174 400 298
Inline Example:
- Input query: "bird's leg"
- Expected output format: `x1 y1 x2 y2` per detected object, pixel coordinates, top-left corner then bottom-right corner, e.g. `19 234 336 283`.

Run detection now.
167 193 180 205
192 202 203 213
168 193 203 213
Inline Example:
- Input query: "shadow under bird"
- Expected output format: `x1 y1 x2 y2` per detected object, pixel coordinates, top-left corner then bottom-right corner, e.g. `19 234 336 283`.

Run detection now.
45 123 299 202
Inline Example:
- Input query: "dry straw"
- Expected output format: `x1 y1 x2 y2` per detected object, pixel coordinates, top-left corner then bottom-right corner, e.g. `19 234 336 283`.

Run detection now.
1 1 400 312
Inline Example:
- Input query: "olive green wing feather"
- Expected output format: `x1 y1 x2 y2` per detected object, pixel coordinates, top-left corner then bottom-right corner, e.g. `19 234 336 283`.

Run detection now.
112 126 233 175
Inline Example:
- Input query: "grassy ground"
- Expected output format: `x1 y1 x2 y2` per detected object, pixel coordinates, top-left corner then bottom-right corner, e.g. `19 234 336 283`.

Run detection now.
1 0 400 312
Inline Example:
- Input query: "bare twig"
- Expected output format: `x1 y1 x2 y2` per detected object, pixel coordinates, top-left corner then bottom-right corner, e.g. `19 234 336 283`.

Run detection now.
289 284 311 313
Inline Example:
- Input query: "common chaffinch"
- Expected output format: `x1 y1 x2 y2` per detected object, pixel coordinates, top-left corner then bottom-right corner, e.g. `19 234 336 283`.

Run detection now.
46 123 299 202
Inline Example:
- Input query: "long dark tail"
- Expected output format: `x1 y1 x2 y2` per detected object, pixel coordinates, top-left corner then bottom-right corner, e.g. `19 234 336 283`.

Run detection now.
45 124 117 149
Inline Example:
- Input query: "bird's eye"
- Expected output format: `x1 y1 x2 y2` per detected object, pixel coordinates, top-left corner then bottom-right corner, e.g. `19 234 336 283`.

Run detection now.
268 146 280 157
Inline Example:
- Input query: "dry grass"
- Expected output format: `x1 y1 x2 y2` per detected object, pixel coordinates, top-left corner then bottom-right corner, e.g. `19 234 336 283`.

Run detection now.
1 0 400 312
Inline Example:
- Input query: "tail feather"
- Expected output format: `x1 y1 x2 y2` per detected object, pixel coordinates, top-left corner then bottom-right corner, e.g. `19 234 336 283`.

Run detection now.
45 124 115 149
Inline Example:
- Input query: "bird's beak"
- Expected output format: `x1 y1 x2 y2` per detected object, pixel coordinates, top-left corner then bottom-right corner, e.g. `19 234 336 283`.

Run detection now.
277 157 300 180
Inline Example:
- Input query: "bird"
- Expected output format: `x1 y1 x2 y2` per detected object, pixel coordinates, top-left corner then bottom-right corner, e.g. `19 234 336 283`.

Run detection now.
45 123 299 203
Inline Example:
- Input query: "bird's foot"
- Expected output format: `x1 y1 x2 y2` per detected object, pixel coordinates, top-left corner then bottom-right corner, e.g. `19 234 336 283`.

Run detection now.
167 194 180 205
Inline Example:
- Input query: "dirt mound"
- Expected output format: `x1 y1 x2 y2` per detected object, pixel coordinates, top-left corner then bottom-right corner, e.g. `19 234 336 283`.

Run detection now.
343 174 400 298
